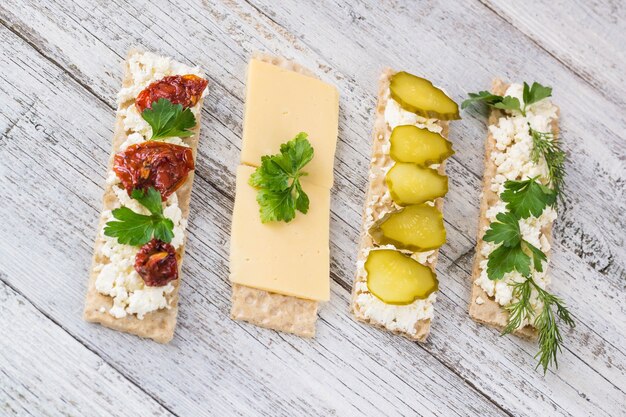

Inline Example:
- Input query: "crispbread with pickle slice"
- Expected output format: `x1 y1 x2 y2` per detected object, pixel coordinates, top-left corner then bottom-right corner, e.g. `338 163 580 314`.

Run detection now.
468 79 559 339
83 50 204 343
350 69 448 342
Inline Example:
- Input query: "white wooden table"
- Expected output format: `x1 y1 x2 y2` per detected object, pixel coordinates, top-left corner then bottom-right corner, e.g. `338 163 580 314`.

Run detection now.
1 1 624 416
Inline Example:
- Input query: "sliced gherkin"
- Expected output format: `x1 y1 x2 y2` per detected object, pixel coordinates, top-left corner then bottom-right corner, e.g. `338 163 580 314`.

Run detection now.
366 249 438 305
389 72 460 120
390 125 454 165
386 163 448 206
369 204 446 251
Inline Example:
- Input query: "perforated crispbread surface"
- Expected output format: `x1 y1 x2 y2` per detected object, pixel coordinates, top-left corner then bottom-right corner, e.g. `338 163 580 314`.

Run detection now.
350 69 448 342
83 50 203 343
229 54 324 338
468 79 558 340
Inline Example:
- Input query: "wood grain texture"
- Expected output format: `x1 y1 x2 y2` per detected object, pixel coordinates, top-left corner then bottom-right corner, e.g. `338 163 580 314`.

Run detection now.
0 281 173 417
0 0 624 416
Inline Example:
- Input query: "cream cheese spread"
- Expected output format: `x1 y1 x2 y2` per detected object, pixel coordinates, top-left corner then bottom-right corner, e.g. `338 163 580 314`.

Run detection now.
475 83 558 327
94 52 202 319
354 91 444 335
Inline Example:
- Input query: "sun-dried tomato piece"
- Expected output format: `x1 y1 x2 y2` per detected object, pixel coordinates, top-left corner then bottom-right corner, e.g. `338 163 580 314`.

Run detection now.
135 74 208 112
113 141 194 200
135 239 178 287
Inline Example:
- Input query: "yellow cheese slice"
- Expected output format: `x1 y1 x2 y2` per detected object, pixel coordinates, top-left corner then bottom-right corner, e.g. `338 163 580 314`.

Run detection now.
229 165 331 301
241 58 340 189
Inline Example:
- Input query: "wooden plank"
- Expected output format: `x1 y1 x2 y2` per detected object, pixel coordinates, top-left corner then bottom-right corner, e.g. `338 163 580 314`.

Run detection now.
479 0 626 109
0 0 624 416
235 0 626 282
0 281 174 417
0 22 510 417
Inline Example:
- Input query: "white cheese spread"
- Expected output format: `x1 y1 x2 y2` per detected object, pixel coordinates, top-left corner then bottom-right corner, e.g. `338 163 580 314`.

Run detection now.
476 83 559 327
354 92 445 334
94 52 204 319
117 52 203 106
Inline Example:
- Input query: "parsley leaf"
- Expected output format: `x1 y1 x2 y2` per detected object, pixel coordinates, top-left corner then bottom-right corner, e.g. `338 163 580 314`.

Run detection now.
487 244 531 280
461 91 504 109
464 81 552 116
104 187 174 245
462 91 522 114
501 178 556 219
483 211 522 246
131 187 163 215
249 133 314 223
493 96 522 113
523 240 547 273
483 210 547 278
523 82 552 109
141 98 197 140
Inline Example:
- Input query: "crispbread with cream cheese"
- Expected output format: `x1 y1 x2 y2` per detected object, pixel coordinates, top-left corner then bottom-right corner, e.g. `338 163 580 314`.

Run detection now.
229 54 326 338
83 50 204 343
468 79 559 340
350 69 448 342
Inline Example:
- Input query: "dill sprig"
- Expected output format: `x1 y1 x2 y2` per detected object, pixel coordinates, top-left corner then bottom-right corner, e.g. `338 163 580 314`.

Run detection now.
502 279 534 335
464 82 575 373
529 126 566 195
502 277 576 374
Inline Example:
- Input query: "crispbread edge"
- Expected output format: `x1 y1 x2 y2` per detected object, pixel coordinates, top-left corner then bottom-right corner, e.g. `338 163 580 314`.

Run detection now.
468 79 559 340
83 49 204 343
229 54 323 338
350 68 449 343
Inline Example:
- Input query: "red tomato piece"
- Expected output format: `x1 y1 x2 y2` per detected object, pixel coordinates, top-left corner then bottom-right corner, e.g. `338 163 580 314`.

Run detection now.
135 239 178 287
135 74 208 112
113 141 194 200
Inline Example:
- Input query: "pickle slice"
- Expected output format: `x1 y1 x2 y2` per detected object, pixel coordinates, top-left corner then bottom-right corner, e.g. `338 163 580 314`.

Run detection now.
390 125 454 165
386 163 448 205
389 72 460 120
365 249 438 305
369 204 446 251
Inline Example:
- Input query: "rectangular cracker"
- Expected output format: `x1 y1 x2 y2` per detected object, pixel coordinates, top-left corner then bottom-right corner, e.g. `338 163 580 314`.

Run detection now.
468 79 559 339
229 54 324 338
350 69 448 342
83 50 204 343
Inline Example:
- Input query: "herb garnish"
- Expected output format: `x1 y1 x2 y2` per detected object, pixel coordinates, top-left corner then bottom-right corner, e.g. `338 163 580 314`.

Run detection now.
462 82 564 191
483 205 546 280
530 129 566 195
483 178 574 373
104 187 174 245
464 82 575 373
142 98 197 140
503 277 576 372
249 132 314 223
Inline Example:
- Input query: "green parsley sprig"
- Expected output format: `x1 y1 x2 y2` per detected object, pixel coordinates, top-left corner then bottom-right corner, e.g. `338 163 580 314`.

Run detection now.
483 207 547 280
481 177 574 373
249 133 314 223
142 98 197 140
462 82 564 193
104 187 174 245
462 80 574 373
461 82 551 116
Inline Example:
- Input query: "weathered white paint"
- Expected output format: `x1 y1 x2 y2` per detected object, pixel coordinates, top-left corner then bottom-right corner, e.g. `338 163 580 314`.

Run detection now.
0 282 173 417
0 0 624 416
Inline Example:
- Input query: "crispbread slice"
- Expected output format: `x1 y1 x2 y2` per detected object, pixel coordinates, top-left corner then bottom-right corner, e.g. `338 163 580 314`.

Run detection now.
83 50 204 343
229 54 321 338
350 69 448 342
468 79 558 339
